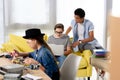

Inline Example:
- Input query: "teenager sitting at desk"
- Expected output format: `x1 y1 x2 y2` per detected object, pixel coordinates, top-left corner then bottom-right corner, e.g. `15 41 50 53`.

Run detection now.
11 28 59 80
47 23 72 68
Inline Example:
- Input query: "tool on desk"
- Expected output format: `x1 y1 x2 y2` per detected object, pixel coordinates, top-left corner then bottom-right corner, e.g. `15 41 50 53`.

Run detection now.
4 73 21 80
5 54 12 59
0 53 12 59
0 69 6 75
0 64 24 74
12 57 24 64
0 54 4 57
0 64 24 80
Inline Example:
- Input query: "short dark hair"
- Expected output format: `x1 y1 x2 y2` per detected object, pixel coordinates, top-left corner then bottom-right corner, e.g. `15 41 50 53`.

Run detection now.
74 8 85 18
54 23 64 31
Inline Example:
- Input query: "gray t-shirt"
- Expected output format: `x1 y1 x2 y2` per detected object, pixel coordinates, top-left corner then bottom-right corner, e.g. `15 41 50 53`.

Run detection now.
47 34 71 51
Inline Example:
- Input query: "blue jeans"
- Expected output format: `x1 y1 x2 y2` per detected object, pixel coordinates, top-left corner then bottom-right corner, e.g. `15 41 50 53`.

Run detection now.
55 55 66 68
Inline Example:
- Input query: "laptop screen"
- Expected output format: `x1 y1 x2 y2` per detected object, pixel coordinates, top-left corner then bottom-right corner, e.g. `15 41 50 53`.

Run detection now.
48 44 64 56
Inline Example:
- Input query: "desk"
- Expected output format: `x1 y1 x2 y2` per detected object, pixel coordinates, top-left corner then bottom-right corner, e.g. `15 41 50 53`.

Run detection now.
0 58 51 80
91 57 110 72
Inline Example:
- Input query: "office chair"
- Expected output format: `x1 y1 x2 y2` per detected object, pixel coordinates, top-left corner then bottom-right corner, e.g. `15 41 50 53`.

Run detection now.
60 53 82 80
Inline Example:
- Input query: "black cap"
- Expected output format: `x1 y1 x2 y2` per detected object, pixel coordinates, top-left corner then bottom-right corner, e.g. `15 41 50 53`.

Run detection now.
23 28 45 39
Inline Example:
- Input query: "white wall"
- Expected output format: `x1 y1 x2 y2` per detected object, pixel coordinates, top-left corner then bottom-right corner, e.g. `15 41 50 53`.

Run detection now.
56 0 107 48
112 0 120 17
0 0 5 47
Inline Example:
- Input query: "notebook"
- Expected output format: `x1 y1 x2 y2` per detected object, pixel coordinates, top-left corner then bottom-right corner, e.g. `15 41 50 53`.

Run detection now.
48 44 64 56
21 74 42 80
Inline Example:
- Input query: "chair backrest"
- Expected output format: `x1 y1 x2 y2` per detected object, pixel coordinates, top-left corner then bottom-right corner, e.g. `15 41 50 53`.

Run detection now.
60 53 82 80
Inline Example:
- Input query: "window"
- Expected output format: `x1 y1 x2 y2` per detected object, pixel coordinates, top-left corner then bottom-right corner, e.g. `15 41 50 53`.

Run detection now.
4 0 56 37
10 0 49 24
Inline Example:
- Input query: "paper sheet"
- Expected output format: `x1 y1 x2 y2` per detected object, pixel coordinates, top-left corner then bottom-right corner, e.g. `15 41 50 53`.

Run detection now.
22 74 42 80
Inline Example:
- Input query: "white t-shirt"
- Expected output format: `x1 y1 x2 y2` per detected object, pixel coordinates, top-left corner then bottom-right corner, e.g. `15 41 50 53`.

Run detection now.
77 23 84 40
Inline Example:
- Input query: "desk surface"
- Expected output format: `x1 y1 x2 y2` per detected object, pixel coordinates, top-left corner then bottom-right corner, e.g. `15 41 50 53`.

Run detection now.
0 57 51 80
91 57 110 72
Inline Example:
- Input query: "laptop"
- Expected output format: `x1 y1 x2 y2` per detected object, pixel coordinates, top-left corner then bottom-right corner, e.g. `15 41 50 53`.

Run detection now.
48 44 64 56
